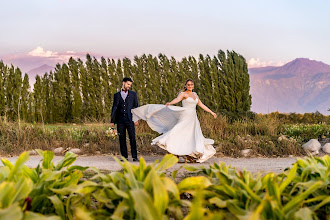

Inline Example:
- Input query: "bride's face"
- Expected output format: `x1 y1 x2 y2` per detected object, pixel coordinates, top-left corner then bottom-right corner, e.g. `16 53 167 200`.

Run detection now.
186 81 194 91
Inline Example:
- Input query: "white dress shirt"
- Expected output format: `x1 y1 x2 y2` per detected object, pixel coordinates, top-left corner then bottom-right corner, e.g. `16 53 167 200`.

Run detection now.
121 90 128 101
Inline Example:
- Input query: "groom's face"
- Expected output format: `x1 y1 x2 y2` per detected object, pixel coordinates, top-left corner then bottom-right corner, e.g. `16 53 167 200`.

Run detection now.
122 81 132 90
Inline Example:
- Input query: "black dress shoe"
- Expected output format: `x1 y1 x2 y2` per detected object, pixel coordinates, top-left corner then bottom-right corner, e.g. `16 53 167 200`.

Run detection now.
120 157 128 162
133 158 139 162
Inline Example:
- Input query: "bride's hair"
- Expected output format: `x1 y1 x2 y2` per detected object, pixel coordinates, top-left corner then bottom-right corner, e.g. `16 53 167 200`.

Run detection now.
182 79 194 92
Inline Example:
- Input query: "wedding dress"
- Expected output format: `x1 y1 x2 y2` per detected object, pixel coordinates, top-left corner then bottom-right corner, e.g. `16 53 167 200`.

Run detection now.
131 93 216 162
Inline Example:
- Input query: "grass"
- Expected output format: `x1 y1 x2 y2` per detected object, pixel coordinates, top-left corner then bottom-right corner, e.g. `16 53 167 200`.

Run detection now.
0 113 328 157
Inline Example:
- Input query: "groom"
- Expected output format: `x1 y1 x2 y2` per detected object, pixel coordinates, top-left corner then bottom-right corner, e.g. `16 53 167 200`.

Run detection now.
110 77 139 161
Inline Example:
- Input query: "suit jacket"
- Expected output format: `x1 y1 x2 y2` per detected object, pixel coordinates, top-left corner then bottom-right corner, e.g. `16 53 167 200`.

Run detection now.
111 90 139 124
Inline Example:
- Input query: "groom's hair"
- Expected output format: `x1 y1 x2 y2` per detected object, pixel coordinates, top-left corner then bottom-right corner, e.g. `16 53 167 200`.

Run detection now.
122 77 133 83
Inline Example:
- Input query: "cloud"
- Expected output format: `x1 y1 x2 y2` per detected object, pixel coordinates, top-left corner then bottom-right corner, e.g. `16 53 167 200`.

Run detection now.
1 47 90 74
28 46 58 57
27 46 86 62
1 46 127 74
247 58 286 68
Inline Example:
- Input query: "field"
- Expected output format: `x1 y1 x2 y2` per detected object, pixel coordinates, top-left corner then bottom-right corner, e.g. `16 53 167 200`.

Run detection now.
0 113 329 219
0 113 328 157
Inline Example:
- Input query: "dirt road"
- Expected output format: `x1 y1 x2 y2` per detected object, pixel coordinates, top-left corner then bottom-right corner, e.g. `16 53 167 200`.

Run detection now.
2 155 298 174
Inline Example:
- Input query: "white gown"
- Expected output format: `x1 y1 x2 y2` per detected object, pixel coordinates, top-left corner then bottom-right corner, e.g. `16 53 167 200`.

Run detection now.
131 95 216 162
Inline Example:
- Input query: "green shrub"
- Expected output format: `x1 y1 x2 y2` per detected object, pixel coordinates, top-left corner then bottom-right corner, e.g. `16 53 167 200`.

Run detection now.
2 151 330 219
282 123 330 142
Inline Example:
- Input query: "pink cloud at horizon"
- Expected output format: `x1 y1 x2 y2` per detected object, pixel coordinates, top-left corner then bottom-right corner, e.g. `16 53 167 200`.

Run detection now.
0 46 124 74
1 46 296 73
247 58 287 68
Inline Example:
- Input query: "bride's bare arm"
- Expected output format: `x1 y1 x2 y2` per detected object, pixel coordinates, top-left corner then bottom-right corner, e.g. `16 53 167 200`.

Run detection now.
166 93 186 106
196 93 217 118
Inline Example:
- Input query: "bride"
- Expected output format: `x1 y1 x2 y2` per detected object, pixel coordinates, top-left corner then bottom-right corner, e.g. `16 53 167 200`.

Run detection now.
131 79 217 162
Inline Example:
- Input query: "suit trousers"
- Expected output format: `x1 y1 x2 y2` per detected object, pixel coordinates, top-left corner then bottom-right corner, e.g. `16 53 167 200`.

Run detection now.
117 122 137 159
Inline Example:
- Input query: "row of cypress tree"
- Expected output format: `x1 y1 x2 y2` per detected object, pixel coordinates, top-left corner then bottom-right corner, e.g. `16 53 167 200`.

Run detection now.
0 50 252 123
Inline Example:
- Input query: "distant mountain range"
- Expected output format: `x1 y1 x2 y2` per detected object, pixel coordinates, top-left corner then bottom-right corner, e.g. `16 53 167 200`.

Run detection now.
249 58 330 115
27 64 54 86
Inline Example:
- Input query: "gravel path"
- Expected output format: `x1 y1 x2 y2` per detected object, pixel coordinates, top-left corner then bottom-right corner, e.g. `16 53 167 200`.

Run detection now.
2 155 298 174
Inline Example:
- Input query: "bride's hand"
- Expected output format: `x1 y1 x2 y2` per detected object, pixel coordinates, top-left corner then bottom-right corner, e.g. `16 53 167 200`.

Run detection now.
165 103 171 107
211 112 217 119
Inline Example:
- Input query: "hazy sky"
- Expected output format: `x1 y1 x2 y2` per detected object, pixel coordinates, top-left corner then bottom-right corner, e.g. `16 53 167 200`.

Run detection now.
1 0 330 71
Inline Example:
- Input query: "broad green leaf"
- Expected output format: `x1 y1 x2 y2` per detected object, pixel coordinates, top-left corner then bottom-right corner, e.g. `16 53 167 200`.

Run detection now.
42 151 54 169
177 176 211 191
24 211 61 220
58 170 83 188
248 199 265 220
106 182 129 199
312 196 330 211
304 195 328 204
48 195 65 220
67 165 89 172
283 181 323 214
184 190 205 220
11 176 33 205
145 169 168 215
227 200 248 216
0 182 16 207
0 203 23 220
320 155 330 167
111 200 129 219
113 156 125 166
74 207 93 220
156 154 178 172
172 167 180 179
0 166 10 181
182 165 202 172
55 152 77 170
39 170 62 182
136 157 147 181
209 197 226 208
92 190 113 204
124 163 139 189
1 158 14 170
266 178 280 204
131 189 160 219
8 151 29 181
235 177 262 202
77 185 99 195
162 177 180 200
35 149 43 157
22 166 39 183
51 185 77 195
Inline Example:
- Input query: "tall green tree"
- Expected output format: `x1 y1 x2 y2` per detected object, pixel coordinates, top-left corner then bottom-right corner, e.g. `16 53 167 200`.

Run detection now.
158 54 175 102
42 73 53 123
10 50 252 123
0 61 6 117
100 57 111 120
132 55 146 105
217 50 252 114
198 55 213 108
34 75 43 123
79 58 90 121
52 64 67 122
85 54 97 119
12 67 23 121
69 57 82 122
21 74 30 121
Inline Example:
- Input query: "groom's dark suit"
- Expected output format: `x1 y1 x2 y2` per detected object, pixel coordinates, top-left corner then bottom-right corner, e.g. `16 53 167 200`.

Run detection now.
111 90 139 159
